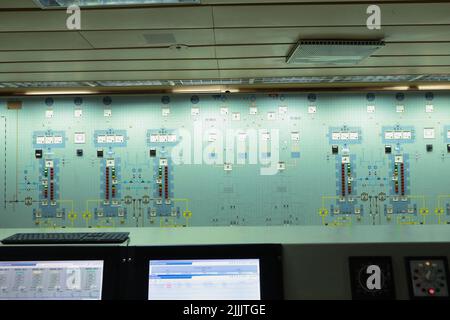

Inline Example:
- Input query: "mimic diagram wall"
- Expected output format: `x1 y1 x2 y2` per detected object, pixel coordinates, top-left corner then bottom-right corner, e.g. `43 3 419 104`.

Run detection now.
1 91 450 228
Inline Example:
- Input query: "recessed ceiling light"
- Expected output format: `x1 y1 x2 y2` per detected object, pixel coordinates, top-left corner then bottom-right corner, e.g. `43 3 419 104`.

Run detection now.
34 0 200 8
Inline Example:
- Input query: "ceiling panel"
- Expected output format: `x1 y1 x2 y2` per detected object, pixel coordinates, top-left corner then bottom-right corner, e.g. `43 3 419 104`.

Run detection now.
0 70 220 82
0 1 448 86
0 42 449 63
0 32 92 50
81 29 215 48
0 59 217 73
220 66 450 78
216 43 450 58
0 47 216 62
215 26 450 45
219 56 450 69
0 7 213 32
82 7 213 30
213 3 450 27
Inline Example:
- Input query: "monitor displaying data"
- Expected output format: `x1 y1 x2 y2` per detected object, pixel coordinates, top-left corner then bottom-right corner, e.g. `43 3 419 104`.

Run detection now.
148 259 261 300
0 260 104 300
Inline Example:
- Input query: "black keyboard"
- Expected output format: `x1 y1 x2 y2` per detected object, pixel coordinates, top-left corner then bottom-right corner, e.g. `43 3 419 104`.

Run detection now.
1 232 130 244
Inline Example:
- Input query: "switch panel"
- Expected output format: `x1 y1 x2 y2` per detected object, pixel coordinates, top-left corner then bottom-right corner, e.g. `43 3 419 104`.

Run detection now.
332 145 338 155
405 257 450 299
35 149 43 159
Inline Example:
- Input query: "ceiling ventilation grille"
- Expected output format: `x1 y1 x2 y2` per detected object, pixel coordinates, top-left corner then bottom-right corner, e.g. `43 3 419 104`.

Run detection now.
287 40 385 65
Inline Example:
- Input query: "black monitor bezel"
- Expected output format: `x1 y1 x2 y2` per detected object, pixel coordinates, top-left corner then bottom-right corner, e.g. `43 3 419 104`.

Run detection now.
127 244 283 300
0 246 124 300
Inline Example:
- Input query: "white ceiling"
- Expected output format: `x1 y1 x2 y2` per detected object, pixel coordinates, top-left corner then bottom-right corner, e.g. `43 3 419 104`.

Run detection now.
0 0 449 85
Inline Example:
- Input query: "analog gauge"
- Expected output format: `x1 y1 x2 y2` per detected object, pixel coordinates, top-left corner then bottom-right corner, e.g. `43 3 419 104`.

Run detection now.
406 257 449 299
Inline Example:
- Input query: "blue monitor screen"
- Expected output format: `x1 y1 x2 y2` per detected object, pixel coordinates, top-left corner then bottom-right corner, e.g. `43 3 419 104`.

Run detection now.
0 260 104 300
148 259 261 300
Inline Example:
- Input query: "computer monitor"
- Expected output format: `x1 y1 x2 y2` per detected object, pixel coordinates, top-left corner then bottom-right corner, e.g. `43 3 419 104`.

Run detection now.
0 260 104 300
148 259 261 300
127 244 283 300
0 246 123 300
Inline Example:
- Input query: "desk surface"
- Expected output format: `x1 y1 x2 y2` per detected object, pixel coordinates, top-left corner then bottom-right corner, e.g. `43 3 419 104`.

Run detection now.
1 225 450 246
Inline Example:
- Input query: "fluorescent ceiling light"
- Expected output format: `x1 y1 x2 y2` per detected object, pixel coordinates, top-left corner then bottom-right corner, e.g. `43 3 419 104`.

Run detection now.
24 90 98 95
380 86 410 91
34 0 200 8
417 85 450 90
172 86 239 94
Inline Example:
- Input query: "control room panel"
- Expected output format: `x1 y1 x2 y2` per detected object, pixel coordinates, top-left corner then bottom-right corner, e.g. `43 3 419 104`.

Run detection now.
1 91 450 229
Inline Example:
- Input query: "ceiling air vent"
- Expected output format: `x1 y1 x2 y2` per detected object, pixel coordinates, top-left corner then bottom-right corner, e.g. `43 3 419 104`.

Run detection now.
286 40 385 65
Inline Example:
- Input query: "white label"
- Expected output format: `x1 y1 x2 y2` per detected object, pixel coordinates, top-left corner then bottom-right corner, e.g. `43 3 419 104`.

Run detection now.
341 156 350 164
224 163 232 171
104 109 112 117
308 106 317 114
159 158 168 166
36 136 45 145
150 134 159 143
159 135 168 143
45 110 54 118
425 104 434 113
340 132 350 140
45 160 53 168
162 108 170 117
106 135 115 143
395 155 403 163
191 107 200 116
393 132 403 140
249 107 258 115
384 131 394 140
396 105 405 113
279 106 288 115
267 112 276 120
208 132 217 142
74 133 85 144
349 132 359 140
44 136 54 144
97 135 107 143
291 132 300 141
367 105 375 113
331 132 341 140
232 112 241 121
74 109 82 118
424 128 435 139
220 107 228 115
402 131 412 140
106 159 115 167
167 134 177 142
114 135 124 143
